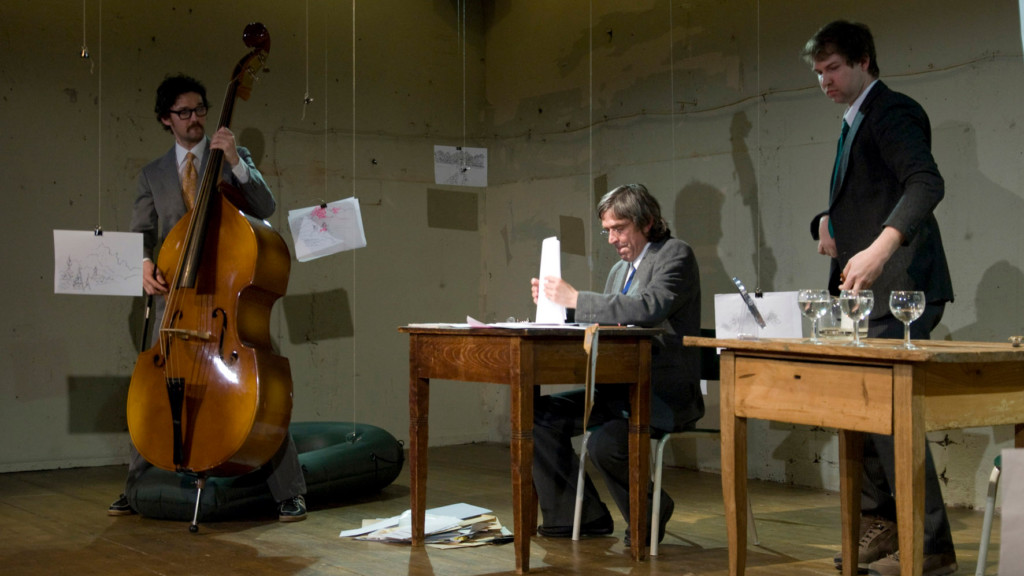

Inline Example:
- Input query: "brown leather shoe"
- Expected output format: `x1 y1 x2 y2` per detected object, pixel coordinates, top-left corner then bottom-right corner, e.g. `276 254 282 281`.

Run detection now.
867 551 957 576
833 516 898 573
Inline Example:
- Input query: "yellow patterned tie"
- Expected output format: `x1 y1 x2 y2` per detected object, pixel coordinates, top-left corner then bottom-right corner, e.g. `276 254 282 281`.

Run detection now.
181 152 198 210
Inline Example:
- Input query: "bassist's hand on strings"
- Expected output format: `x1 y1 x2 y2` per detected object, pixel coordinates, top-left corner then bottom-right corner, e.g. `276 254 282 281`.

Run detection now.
210 126 241 167
142 259 169 295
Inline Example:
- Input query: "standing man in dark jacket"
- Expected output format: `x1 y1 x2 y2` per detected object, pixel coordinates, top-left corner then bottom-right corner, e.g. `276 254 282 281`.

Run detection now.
803 20 955 576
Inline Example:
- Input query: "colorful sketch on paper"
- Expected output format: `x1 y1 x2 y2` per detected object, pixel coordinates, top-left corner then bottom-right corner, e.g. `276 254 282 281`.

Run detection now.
53 230 143 296
287 197 367 262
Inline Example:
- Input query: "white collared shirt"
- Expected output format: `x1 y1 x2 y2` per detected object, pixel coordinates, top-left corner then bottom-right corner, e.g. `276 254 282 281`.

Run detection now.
176 139 250 184
844 78 879 127
623 242 651 292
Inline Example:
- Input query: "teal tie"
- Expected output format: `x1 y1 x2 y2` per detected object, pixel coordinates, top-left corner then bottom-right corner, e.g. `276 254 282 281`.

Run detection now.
828 120 850 238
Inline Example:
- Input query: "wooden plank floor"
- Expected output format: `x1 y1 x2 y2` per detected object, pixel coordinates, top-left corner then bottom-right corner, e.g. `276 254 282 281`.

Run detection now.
0 442 998 575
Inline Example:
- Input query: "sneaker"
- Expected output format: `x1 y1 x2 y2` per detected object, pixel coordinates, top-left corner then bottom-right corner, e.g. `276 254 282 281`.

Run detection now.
538 511 614 538
278 495 307 522
107 494 135 516
833 516 898 573
867 551 957 576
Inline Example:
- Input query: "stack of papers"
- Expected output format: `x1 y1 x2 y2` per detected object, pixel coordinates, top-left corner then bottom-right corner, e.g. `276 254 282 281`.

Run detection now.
340 503 513 549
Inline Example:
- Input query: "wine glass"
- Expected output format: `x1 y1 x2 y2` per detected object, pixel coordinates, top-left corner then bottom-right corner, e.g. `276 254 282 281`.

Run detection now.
889 290 926 349
839 289 874 347
797 289 831 344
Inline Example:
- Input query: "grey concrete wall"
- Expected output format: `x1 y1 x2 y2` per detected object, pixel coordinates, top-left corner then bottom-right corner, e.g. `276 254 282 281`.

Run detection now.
2 1 1022 510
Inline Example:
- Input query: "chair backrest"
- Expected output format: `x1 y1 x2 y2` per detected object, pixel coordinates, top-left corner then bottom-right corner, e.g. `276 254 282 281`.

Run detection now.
698 327 720 381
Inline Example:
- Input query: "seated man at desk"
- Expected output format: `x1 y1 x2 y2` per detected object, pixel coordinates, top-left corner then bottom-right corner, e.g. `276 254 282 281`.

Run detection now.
530 183 702 545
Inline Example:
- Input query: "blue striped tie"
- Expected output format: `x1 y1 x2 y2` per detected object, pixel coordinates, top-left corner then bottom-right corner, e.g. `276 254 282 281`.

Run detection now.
622 265 636 294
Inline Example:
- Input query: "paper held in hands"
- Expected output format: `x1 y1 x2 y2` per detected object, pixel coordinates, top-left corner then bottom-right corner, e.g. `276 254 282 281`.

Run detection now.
535 236 566 324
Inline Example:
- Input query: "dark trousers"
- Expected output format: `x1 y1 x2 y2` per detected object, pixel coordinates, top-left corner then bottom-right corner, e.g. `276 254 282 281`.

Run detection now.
532 387 670 529
864 304 954 555
126 431 307 503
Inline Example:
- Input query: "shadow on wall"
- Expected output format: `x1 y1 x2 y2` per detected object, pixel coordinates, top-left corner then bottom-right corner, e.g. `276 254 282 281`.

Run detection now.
950 260 1024 343
674 180 729 325
933 121 1024 342
731 111 777 293
282 289 355 344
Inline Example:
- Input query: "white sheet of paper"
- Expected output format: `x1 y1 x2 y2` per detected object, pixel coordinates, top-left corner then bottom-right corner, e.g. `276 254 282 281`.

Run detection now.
433 145 488 187
535 236 566 324
1000 448 1024 574
714 291 802 340
287 197 367 262
53 230 143 296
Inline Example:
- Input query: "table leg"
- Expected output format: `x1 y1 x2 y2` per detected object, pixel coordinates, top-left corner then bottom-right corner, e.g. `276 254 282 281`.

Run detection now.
719 351 747 576
409 371 430 547
628 371 650 561
839 429 863 576
511 344 534 573
893 364 925 576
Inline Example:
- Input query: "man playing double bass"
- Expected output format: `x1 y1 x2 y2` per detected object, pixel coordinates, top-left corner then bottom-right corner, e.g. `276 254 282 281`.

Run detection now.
109 74 307 522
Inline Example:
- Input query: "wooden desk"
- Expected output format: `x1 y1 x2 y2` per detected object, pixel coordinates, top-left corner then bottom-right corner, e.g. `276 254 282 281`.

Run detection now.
399 325 657 573
685 337 1024 576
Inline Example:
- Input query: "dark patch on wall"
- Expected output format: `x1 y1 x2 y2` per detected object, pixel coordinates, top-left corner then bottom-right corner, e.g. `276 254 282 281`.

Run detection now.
559 215 586 256
593 174 608 208
427 188 478 231
68 376 130 433
283 288 354 344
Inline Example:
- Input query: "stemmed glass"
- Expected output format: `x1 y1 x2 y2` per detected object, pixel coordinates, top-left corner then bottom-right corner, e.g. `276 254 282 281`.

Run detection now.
889 290 926 349
797 289 831 344
839 289 874 347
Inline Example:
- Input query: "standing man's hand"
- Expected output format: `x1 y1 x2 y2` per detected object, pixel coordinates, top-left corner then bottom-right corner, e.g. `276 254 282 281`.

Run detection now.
142 259 169 295
210 126 240 167
839 226 903 291
817 215 838 257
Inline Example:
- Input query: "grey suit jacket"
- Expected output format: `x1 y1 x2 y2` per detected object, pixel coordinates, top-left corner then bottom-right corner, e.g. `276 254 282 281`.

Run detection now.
574 237 703 433
811 81 954 317
129 140 276 261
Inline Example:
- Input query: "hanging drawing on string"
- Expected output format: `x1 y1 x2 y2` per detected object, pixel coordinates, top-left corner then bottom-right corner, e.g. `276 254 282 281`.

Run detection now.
287 197 367 262
434 145 487 187
53 230 143 296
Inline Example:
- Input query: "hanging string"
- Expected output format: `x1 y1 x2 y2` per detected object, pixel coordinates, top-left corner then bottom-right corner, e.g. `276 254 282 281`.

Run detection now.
95 0 103 233
754 0 763 294
80 0 93 73
668 0 676 200
461 0 467 154
588 0 594 276
350 0 358 435
302 0 314 120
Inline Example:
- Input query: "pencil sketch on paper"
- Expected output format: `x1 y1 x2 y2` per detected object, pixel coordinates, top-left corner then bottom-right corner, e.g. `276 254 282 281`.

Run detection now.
53 230 143 296
714 292 802 339
433 145 488 187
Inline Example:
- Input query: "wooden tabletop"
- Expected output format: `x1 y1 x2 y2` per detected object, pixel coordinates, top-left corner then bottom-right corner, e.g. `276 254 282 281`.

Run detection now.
684 336 1024 363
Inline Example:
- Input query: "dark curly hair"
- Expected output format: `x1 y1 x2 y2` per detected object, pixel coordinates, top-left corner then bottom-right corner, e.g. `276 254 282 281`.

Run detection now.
154 74 208 131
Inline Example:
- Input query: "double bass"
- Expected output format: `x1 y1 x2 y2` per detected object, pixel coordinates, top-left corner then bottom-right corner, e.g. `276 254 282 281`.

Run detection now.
127 23 292 525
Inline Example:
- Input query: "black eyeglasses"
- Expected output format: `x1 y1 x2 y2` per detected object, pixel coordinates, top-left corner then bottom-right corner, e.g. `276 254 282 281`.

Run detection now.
168 105 209 120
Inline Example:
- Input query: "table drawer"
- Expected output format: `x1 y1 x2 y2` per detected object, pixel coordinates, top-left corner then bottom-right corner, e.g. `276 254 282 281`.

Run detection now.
733 356 893 435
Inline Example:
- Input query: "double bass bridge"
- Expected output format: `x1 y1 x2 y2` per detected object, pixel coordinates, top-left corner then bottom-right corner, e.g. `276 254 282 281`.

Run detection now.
162 328 214 342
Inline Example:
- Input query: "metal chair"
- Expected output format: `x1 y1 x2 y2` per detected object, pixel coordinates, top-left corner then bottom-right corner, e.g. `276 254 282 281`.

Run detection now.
650 328 759 555
976 454 1001 576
